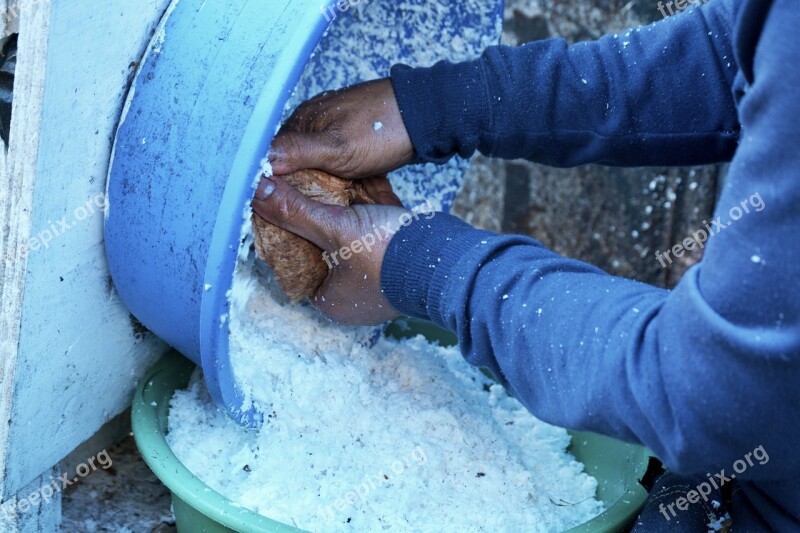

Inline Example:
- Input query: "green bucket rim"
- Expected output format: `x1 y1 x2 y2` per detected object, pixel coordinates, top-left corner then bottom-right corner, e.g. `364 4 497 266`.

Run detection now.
132 350 650 532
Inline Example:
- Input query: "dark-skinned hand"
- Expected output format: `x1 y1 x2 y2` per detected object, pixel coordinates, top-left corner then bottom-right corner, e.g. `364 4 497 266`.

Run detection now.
268 78 414 179
252 175 412 326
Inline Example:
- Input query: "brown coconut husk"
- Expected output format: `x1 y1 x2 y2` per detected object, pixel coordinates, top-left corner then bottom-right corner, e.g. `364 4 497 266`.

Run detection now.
251 169 374 301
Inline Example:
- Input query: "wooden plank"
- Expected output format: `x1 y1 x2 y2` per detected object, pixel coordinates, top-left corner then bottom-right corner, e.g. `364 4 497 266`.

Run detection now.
0 0 171 498
0 0 52 504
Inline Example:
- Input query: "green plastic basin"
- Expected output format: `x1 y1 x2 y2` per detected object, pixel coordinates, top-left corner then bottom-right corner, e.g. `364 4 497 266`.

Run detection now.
133 342 651 532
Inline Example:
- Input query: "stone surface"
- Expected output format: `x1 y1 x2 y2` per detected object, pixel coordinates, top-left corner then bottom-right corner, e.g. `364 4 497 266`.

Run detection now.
61 434 174 533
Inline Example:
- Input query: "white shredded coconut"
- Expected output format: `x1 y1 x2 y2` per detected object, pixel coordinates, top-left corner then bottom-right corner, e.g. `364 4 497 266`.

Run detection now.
165 0 605 530
168 258 603 531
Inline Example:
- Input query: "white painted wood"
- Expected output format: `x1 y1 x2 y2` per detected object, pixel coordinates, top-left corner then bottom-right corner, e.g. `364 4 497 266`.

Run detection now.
0 0 52 505
0 0 171 500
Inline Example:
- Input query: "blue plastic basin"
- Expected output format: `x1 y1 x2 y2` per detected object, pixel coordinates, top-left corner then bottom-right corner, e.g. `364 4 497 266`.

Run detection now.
105 0 503 426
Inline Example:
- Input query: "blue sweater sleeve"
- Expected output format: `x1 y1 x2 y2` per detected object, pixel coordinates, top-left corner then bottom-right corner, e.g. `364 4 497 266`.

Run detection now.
390 0 740 167
382 1 800 528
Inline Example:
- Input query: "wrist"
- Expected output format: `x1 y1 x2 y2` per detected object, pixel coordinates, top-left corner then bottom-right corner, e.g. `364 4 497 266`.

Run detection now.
380 213 495 324
390 58 491 164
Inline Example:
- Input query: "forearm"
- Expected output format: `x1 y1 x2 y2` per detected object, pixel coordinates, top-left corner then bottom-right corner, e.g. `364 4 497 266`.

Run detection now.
383 217 679 458
382 1 800 526
390 0 740 167
381 214 800 480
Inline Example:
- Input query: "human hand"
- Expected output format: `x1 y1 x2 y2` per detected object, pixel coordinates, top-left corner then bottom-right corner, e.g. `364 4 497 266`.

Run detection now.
251 175 406 325
268 78 415 179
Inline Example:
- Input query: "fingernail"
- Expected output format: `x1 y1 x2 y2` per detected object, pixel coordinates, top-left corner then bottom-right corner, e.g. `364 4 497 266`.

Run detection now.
267 146 285 162
256 177 276 200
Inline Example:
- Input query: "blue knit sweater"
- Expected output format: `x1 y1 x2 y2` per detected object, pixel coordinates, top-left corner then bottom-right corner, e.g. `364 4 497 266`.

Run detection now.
383 0 800 529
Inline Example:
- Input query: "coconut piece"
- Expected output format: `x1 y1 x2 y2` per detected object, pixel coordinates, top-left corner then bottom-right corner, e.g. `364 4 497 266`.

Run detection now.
251 169 374 301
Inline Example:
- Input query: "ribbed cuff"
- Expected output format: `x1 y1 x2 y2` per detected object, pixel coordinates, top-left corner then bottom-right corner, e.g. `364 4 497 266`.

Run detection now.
390 60 491 164
380 213 495 324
